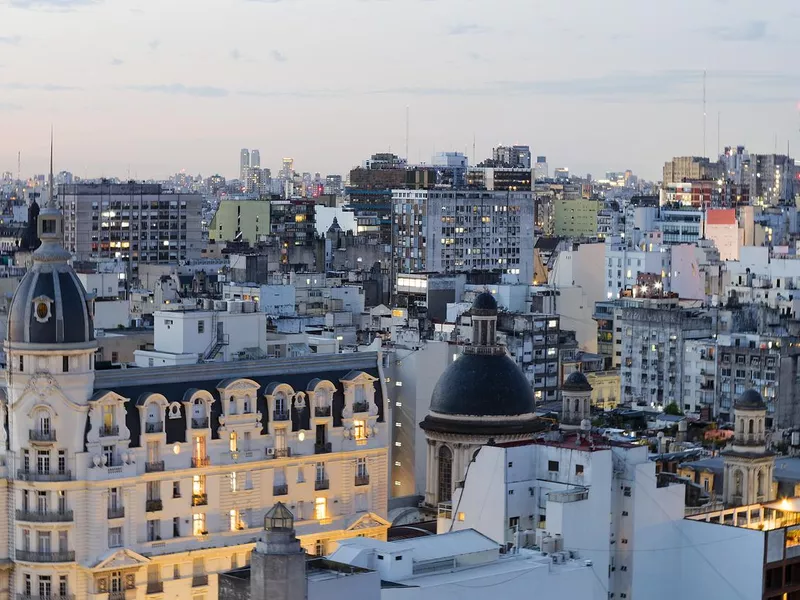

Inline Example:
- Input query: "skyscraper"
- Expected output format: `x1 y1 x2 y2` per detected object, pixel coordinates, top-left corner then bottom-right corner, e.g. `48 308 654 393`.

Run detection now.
534 156 548 180
240 149 250 181
250 149 260 169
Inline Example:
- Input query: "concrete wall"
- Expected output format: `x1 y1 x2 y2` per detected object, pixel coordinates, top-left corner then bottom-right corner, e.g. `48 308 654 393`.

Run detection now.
93 300 130 329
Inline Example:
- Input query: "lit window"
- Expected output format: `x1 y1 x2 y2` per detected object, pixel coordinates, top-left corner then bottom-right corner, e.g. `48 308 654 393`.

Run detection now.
353 420 367 444
395 422 402 428
230 509 239 531
314 497 327 520
192 513 206 536
229 432 238 453
230 472 238 493
394 441 402 447
458 512 466 521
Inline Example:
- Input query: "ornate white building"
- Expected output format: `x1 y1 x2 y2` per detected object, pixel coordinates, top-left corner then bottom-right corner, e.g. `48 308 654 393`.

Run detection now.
722 389 775 506
1 181 391 599
420 292 547 507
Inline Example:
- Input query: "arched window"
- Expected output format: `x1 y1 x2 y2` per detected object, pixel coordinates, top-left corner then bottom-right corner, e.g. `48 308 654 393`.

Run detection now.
739 419 744 433
228 395 236 415
275 393 286 414
437 446 453 504
757 470 764 497
229 431 238 453
734 470 743 496
749 419 754 434
35 409 51 435
243 396 250 414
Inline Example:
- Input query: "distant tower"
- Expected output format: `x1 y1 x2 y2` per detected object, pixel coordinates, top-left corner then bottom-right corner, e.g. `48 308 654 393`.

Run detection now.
240 149 250 181
722 390 775 506
251 149 261 169
250 502 307 600
561 371 592 429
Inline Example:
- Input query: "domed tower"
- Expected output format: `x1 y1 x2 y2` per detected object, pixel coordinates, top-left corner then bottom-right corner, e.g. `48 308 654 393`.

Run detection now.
3 144 96 587
420 292 545 506
561 371 593 429
722 389 775 506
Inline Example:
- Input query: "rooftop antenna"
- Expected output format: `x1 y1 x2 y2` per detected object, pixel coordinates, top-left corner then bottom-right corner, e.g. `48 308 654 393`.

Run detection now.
405 105 409 162
702 69 707 157
472 133 476 165
48 126 55 208
717 111 720 158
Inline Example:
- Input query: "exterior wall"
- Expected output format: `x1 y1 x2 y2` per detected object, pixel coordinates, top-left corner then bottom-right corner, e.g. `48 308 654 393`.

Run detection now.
706 222 739 261
93 300 130 329
586 371 620 411
77 273 120 299
210 200 271 244
682 339 716 416
553 198 601 238
604 242 669 298
95 330 154 364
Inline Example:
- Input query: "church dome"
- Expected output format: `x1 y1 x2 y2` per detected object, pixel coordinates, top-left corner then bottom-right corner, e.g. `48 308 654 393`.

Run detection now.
562 371 592 392
471 291 497 312
735 389 766 411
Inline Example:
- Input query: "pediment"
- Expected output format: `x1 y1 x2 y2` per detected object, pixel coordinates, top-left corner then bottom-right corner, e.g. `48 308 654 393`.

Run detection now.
347 512 391 531
93 548 150 571
340 370 378 384
18 372 86 413
217 378 261 393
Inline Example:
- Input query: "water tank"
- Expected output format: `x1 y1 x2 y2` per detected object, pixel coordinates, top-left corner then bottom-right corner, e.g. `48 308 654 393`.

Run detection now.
243 301 255 313
554 534 564 552
203 299 214 310
227 300 242 314
541 536 555 554
214 300 227 311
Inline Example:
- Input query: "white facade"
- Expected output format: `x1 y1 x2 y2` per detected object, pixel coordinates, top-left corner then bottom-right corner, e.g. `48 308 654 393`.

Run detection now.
682 339 717 416
604 237 670 298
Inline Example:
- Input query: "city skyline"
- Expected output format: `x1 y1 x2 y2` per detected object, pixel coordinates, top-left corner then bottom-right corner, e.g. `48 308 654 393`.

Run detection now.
1 0 799 180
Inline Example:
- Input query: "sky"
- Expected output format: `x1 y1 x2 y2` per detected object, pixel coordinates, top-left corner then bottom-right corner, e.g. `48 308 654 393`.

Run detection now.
1 0 799 181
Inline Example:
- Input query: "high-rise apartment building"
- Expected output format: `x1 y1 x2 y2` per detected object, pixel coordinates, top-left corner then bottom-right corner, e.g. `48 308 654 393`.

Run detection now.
492 145 531 169
392 189 535 282
250 149 260 169
240 149 250 181
746 153 796 205
534 156 548 180
662 156 721 184
60 183 203 273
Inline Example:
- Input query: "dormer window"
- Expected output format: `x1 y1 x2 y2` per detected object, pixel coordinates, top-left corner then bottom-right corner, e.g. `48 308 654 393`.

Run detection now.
42 219 56 235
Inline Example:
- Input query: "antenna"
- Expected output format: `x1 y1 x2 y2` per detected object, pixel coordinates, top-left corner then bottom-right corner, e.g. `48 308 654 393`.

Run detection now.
473 133 476 165
702 70 707 157
405 106 409 162
717 111 720 158
49 126 55 208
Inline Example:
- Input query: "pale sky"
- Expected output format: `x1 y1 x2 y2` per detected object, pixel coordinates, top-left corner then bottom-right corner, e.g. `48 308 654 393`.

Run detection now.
1 0 799 181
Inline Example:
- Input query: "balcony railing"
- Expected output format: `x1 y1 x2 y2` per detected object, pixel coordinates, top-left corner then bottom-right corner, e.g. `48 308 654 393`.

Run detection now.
29 429 56 442
108 506 125 519
16 509 73 522
273 410 290 421
352 401 368 413
272 448 291 459
314 406 331 417
145 461 165 473
17 470 72 482
145 422 164 434
192 493 208 507
17 595 75 600
273 484 288 496
191 456 211 468
355 474 370 486
108 593 128 600
315 442 332 454
146 582 163 594
16 550 75 563
315 478 330 491
99 425 119 437
146 499 163 512
191 417 209 429
192 574 209 587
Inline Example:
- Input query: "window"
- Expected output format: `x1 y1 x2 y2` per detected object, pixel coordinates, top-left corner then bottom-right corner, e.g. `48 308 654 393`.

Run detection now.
38 575 51 598
575 464 584 476
24 574 31 596
198 320 205 334
59 575 67 597
229 432 238 453
437 446 453 504
316 462 326 482
37 491 47 514
193 475 205 496
103 446 114 467
548 460 559 473
353 420 367 444
57 491 66 514
109 487 120 511
22 529 30 551
108 527 122 548
111 351 118 363
147 519 160 542
192 513 206 536
23 449 29 473
314 540 325 556
356 457 368 478
102 405 115 428
146 481 160 501
19 355 23 372
509 517 519 529
37 450 50 474
57 450 66 475
173 482 181 498
173 517 180 538
62 356 69 372
314 497 327 520
110 572 122 593
230 472 238 493
230 509 240 531
37 531 51 553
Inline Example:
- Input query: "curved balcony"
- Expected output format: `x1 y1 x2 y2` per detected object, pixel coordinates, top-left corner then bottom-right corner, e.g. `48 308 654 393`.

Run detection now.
16 509 73 522
99 425 119 437
352 401 368 413
273 410 290 422
16 550 75 563
17 470 73 482
191 417 209 429
29 429 56 443
355 474 370 487
145 461 165 473
145 499 163 512
314 406 331 417
191 457 210 468
145 422 164 434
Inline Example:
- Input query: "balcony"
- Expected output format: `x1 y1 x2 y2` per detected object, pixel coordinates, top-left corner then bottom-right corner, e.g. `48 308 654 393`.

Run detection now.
273 410 290 422
145 461 165 473
16 550 75 563
315 442 332 454
145 422 164 434
314 406 331 417
352 401 368 413
273 484 288 496
355 474 370 486
192 493 208 507
17 470 72 482
17 595 75 600
108 593 128 600
271 448 291 459
99 425 119 437
191 456 211 468
146 499 163 512
16 509 73 522
192 575 209 587
29 429 56 442
146 582 163 595
738 434 764 446
108 506 125 519
191 417 209 429
315 479 330 491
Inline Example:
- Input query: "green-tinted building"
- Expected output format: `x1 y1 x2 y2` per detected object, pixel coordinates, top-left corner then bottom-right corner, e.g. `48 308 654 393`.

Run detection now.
210 199 271 244
553 198 601 238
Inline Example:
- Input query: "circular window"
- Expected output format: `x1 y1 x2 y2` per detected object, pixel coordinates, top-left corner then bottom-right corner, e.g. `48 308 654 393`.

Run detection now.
36 302 48 320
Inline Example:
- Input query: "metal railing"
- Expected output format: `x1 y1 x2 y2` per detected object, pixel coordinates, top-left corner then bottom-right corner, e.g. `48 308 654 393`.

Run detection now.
352 401 368 413
99 425 119 437
108 592 127 600
191 457 211 468
273 484 288 496
145 422 164 433
145 461 165 473
17 470 72 482
192 575 208 587
145 499 163 512
272 448 291 459
192 493 208 507
315 406 331 417
273 410 290 421
16 550 75 563
16 509 73 522
355 474 370 486
315 478 330 491
191 417 209 429
108 506 125 519
17 595 75 600
314 442 332 454
29 429 56 442
145 582 163 594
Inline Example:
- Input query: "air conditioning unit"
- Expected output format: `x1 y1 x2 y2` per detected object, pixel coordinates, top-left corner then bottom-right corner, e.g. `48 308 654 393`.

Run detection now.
267 448 275 457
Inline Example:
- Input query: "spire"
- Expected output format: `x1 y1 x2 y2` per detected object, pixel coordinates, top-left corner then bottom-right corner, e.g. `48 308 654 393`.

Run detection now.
33 128 70 263
49 126 55 209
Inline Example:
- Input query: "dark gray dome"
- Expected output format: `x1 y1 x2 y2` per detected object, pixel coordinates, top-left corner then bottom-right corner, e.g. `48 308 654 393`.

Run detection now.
472 292 497 312
429 353 535 417
7 263 94 345
735 389 766 411
563 371 592 392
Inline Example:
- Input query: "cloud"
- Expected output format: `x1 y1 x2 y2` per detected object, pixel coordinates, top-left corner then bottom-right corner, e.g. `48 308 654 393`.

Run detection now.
270 50 287 63
0 35 21 45
0 102 22 110
110 57 124 66
706 20 767 41
148 39 160 51
448 24 489 36
8 0 98 10
125 83 229 98
0 82 81 91
230 48 241 61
